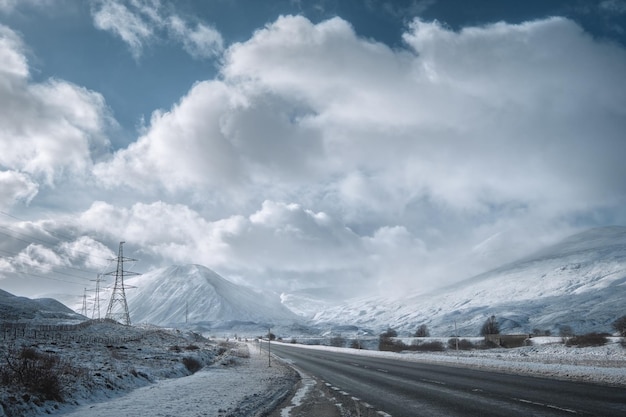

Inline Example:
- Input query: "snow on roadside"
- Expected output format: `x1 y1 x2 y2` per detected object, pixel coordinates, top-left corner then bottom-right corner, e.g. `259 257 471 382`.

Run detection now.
273 338 626 387
0 321 296 417
53 342 297 417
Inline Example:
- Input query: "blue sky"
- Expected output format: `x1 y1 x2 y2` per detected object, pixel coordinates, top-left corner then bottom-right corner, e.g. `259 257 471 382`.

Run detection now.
1 0 626 302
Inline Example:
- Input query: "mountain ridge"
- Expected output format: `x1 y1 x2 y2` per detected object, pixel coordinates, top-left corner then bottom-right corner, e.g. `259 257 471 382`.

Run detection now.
307 227 626 336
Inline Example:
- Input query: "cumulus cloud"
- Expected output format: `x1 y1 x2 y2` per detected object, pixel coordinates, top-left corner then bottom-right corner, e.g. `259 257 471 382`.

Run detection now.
3 13 626 298
97 15 626 214
88 14 626 293
0 25 112 188
0 171 38 209
61 199 434 293
90 0 223 60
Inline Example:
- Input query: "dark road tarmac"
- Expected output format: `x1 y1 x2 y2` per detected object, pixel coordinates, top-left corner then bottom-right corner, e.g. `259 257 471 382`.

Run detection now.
267 343 626 417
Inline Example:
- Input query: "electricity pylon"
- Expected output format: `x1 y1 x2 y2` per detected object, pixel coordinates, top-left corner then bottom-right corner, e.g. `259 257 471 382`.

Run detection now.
105 241 139 325
80 288 88 316
91 273 103 320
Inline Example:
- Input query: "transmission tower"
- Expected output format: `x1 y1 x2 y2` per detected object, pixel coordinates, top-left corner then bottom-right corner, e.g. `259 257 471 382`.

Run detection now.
80 288 88 316
105 241 139 325
91 274 103 320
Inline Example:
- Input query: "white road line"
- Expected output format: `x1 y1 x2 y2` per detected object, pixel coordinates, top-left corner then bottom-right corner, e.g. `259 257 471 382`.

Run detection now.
420 378 446 386
514 398 578 414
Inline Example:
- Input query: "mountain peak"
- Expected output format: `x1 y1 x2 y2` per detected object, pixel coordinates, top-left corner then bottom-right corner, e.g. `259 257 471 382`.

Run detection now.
124 264 298 328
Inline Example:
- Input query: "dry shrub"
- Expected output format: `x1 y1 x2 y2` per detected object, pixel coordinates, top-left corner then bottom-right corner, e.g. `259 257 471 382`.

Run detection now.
448 338 475 350
182 357 202 373
565 332 609 347
0 346 85 402
409 340 445 352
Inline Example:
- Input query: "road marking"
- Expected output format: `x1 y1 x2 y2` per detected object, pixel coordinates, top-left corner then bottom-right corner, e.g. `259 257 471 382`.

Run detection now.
514 398 578 414
420 378 446 386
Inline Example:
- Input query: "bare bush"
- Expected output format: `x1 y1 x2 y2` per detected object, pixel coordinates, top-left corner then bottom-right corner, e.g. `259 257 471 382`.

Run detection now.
409 340 444 352
0 345 85 402
378 337 406 352
330 335 346 347
565 332 609 347
349 339 363 349
182 357 202 373
448 338 475 350
480 315 500 336
414 324 430 337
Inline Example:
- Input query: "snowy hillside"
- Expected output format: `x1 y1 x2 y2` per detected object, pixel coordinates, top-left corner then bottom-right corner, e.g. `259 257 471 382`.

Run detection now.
0 289 84 322
117 264 299 329
309 227 626 336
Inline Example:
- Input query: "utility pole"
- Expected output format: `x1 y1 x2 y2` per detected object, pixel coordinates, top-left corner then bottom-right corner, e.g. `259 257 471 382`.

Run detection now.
105 242 139 325
268 327 271 367
454 320 459 360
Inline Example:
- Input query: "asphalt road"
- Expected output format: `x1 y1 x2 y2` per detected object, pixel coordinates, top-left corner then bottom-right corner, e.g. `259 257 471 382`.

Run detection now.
265 342 626 417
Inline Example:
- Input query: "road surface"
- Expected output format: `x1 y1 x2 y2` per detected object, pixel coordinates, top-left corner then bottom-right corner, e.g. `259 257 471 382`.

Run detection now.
265 342 626 417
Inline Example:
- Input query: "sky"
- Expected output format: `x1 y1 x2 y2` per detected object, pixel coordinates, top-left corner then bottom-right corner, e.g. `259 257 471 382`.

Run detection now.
0 0 625 303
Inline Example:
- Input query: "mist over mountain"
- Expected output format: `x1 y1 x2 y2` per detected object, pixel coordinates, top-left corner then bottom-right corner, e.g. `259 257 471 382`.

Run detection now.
308 227 626 336
6 228 624 340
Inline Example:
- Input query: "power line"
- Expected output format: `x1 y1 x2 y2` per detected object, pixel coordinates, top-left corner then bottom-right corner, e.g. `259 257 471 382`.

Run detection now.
0 210 85 244
0 227 112 266
0 212 114 263
0 248 110 280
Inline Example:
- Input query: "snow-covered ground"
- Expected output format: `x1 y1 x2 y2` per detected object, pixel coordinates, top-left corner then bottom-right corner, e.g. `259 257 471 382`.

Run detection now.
274 337 626 387
0 320 296 417
52 342 296 417
2 318 623 417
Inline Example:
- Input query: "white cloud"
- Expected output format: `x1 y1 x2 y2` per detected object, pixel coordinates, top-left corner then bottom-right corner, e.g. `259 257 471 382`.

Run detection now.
88 14 626 293
91 0 154 59
0 25 112 186
0 171 38 209
3 14 626 298
90 0 223 60
99 15 626 214
167 15 223 59
0 24 28 79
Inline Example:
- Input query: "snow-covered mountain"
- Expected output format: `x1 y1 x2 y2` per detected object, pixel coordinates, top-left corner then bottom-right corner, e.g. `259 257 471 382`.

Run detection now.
120 264 299 329
308 227 626 336
0 289 84 322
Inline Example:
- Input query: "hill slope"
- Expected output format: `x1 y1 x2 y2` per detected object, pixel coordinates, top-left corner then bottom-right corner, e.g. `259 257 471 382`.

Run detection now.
120 264 299 328
0 289 84 322
309 227 626 336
